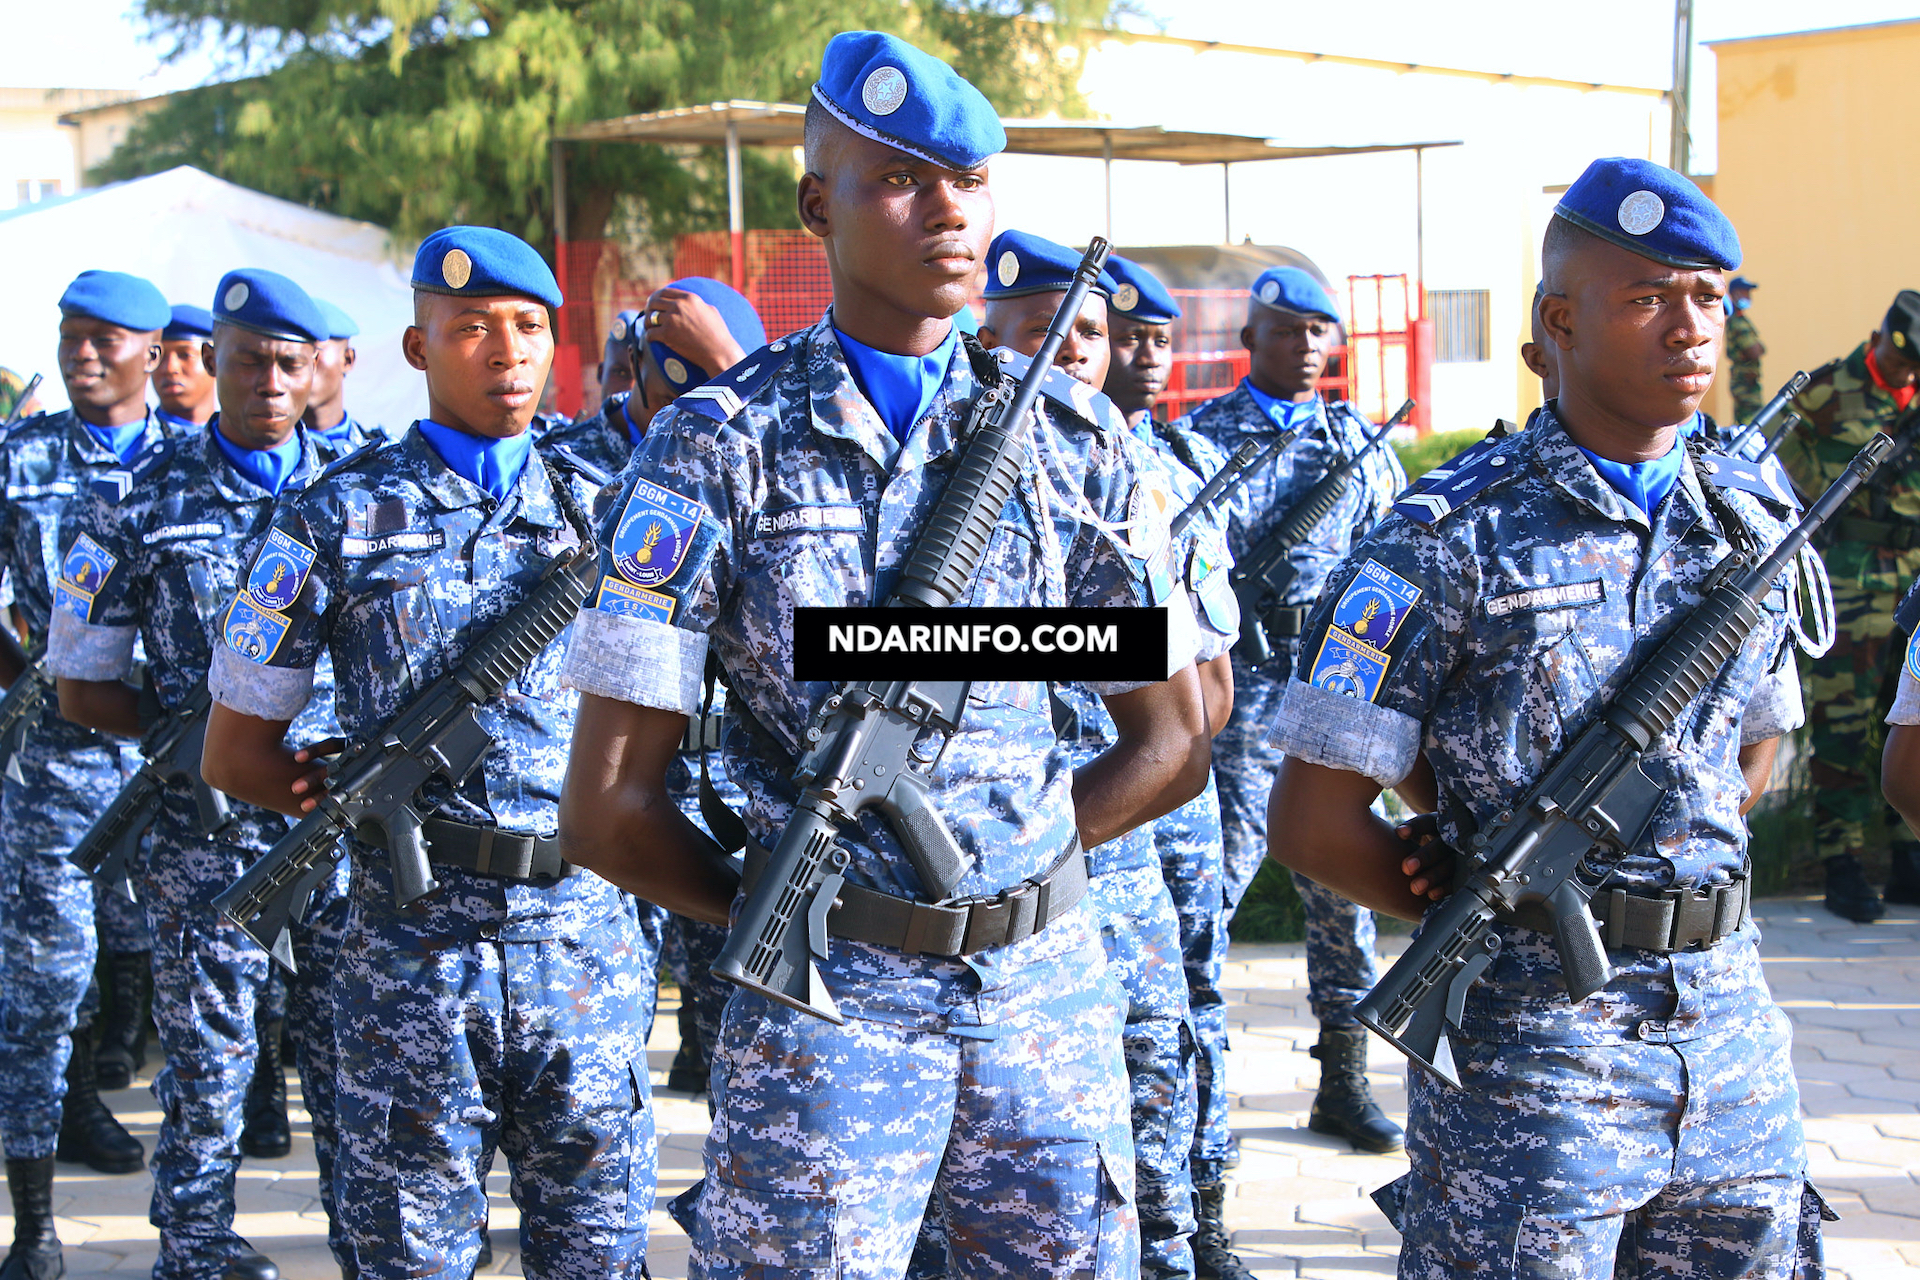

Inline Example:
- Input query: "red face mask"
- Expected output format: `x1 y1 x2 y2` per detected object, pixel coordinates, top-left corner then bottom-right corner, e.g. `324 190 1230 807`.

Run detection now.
1866 344 1917 411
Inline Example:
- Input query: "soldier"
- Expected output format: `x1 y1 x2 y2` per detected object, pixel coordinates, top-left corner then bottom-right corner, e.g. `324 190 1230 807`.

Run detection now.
1777 289 1920 920
1726 275 1765 424
153 306 217 431
200 229 654 1279
1270 156 1821 1277
557 30 1209 1279
539 278 765 1092
1174 266 1408 1155
1101 254 1254 1280
51 269 353 1280
302 298 377 461
0 272 169 1280
597 310 640 402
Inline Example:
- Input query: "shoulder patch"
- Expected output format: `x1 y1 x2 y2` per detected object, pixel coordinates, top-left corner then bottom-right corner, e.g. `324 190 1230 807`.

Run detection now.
990 348 1122 431
312 439 384 484
1394 437 1527 524
1305 561 1424 703
1696 450 1800 510
1404 432 1505 497
246 528 318 613
678 337 799 423
90 469 135 505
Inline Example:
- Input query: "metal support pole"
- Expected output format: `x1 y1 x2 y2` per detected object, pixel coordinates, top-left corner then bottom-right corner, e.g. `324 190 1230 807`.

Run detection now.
1222 162 1231 245
1669 0 1694 173
726 118 745 293
550 138 569 246
1414 147 1426 317
1102 134 1113 243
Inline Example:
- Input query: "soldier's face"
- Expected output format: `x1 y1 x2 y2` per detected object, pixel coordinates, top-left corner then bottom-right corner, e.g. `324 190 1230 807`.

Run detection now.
210 324 314 452
1243 308 1335 398
1545 236 1723 429
404 294 554 439
632 347 676 434
980 291 1111 388
1871 330 1920 389
600 345 636 399
153 337 216 419
57 316 158 418
1106 318 1172 414
309 338 354 409
802 129 992 331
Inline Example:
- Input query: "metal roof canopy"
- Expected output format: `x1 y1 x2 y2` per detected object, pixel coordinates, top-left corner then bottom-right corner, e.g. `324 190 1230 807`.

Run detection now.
550 100 1460 286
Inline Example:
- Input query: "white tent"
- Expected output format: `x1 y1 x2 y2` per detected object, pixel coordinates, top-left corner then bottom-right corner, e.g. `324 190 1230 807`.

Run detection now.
0 165 427 431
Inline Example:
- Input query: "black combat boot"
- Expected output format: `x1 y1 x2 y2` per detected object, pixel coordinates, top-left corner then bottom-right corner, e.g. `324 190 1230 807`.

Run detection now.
1886 844 1920 907
93 950 152 1092
0 1157 62 1280
474 1224 493 1273
219 1248 279 1280
1190 1180 1254 1280
1824 853 1887 923
54 1026 144 1175
241 1022 291 1159
666 999 708 1095
1306 1025 1404 1154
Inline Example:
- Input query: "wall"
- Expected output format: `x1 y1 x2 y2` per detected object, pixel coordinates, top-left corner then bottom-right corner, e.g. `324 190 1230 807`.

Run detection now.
0 87 134 211
1709 20 1920 422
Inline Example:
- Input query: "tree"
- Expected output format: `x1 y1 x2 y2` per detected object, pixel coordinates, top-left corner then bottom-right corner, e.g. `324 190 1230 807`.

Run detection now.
99 0 1128 252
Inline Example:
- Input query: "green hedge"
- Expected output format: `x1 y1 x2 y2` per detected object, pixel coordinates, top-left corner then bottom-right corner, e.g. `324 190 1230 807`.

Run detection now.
1393 428 1489 481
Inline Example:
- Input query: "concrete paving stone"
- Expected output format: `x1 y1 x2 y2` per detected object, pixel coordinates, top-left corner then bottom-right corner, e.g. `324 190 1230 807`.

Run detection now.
1846 1079 1920 1104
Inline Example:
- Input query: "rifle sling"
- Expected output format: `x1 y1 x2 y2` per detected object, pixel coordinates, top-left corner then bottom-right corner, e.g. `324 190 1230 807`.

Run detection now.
742 834 1087 957
419 816 573 884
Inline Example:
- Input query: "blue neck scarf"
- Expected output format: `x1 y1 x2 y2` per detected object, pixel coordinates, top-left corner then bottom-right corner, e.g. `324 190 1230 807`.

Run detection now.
620 395 646 448
320 415 358 444
156 409 204 433
209 419 304 496
83 417 150 463
417 419 534 502
835 324 958 441
1577 433 1686 519
1243 379 1318 433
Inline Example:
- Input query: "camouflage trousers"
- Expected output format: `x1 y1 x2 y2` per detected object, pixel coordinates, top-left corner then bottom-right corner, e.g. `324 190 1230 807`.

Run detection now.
1148 775 1233 1178
95 852 151 952
1215 657 1381 1025
1801 576 1907 865
0 736 129 1157
140 809 348 1280
1383 1005 1813 1279
679 925 1138 1280
331 893 655 1280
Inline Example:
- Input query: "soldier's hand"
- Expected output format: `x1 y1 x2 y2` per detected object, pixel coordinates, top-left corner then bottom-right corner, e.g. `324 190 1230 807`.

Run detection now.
645 288 747 377
1395 812 1455 900
290 736 346 812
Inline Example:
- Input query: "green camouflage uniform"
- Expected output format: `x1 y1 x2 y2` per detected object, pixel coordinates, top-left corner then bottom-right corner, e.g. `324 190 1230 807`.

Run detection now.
1726 310 1766 425
1778 342 1918 866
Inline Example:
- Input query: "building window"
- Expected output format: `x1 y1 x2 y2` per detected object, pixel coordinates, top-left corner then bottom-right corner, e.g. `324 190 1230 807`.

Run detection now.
15 179 62 205
1429 289 1490 363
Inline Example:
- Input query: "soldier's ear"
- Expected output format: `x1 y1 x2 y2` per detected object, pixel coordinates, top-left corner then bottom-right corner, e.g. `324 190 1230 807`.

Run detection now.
201 341 215 378
798 171 831 239
402 325 429 373
1538 291 1576 352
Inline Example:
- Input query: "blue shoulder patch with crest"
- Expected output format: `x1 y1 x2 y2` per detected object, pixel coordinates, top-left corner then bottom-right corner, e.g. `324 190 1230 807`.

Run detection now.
1394 439 1526 525
597 477 722 623
676 337 800 423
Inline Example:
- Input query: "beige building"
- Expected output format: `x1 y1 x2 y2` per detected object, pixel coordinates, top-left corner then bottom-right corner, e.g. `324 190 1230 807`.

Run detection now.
1707 18 1920 423
0 87 139 211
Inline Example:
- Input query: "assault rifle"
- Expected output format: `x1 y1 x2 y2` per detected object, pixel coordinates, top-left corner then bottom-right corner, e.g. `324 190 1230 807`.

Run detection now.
213 532 601 968
0 644 52 784
1354 432 1892 1087
1168 437 1288 541
711 238 1114 1024
1233 398 1415 664
1726 370 1809 462
68 681 230 901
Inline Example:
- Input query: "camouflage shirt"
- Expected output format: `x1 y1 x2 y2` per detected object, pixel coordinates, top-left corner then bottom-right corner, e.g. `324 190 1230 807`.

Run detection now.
1725 310 1765 418
1270 407 1803 1045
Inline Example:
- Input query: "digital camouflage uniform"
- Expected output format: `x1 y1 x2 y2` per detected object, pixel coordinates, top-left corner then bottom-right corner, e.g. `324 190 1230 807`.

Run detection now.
48 426 352 1279
209 429 654 1280
1273 409 1819 1278
1177 385 1404 1018
1727 310 1767 426
1777 344 1917 871
563 322 1168 1280
0 408 169 1161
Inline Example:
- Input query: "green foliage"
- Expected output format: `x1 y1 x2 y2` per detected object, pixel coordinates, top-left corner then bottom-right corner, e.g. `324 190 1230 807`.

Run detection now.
101 0 1127 251
1228 859 1304 943
1392 427 1488 482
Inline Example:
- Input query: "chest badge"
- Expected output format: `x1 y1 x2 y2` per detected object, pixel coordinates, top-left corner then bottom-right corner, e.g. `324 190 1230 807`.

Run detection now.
612 479 704 589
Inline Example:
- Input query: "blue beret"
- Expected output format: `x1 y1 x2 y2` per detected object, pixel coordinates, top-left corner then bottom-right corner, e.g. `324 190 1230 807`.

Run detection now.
812 31 1005 171
1250 267 1340 321
604 310 641 354
1553 157 1740 272
58 271 170 333
984 230 1119 302
212 269 325 344
1730 276 1758 290
412 226 562 310
638 278 768 392
1106 255 1181 325
162 305 214 342
311 297 359 340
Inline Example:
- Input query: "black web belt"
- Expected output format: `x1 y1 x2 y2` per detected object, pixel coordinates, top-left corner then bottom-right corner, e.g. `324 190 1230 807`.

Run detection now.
1836 517 1920 550
1502 874 1750 954
680 711 727 754
421 817 573 884
743 836 1088 957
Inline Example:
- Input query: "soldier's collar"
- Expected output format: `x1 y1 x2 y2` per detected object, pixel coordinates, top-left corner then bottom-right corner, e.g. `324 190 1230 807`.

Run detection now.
807 318 972 472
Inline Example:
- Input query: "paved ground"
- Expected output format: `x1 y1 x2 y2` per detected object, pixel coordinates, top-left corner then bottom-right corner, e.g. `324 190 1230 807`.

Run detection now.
28 896 1920 1278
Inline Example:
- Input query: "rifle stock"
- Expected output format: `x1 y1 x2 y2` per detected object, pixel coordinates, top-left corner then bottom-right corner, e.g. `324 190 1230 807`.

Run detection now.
712 238 1115 1022
1355 433 1891 1086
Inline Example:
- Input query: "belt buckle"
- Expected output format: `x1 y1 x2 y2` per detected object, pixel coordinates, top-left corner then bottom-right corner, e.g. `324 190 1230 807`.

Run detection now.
955 878 1042 954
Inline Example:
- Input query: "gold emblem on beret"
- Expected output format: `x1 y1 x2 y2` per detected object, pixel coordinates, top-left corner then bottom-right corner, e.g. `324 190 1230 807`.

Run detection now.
610 317 628 340
1897 331 1909 349
663 356 689 386
442 249 473 290
223 282 250 312
1258 279 1281 305
997 251 1020 289
1113 283 1140 312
